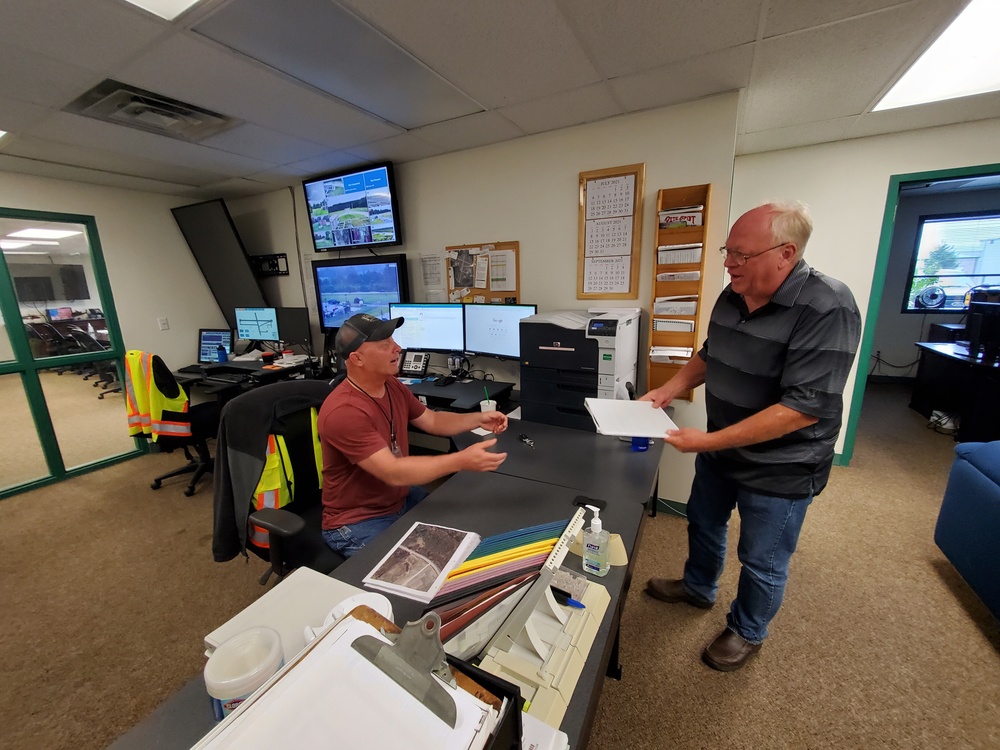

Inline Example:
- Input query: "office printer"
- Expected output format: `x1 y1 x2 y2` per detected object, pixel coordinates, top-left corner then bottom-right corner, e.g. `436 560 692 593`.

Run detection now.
519 308 640 431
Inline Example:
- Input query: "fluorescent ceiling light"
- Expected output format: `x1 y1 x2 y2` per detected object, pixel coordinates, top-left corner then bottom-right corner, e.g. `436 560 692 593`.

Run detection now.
3 250 50 255
121 0 204 21
8 228 82 239
875 0 1000 111
0 130 6 139
0 241 32 249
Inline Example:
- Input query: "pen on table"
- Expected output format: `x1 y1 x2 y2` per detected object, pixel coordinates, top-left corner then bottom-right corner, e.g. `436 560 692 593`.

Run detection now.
550 586 585 609
519 433 535 448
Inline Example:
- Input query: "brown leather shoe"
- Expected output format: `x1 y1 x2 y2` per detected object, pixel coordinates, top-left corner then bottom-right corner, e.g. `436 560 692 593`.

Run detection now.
702 628 761 672
644 578 714 609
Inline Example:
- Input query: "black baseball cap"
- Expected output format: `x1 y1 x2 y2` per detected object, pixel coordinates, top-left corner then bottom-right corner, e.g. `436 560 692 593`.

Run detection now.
335 313 404 356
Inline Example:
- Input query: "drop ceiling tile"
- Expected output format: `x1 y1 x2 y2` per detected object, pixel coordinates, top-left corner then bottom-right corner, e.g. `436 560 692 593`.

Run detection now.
116 32 401 150
182 177 281 200
763 0 934 38
737 117 856 155
343 133 448 165
0 43 104 109
193 0 481 129
744 0 962 133
2 134 230 186
0 153 197 195
553 0 760 77
0 96 54 134
848 91 1000 139
409 111 524 152
31 111 278 177
498 83 622 135
610 45 753 113
277 152 377 181
338 0 601 108
201 124 331 164
0 0 169 72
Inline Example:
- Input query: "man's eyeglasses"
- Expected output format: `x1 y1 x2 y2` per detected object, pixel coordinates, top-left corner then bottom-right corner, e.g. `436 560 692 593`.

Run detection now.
718 242 787 266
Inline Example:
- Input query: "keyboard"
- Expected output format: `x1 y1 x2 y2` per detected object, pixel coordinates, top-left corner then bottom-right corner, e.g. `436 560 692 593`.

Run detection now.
177 364 205 374
204 372 252 385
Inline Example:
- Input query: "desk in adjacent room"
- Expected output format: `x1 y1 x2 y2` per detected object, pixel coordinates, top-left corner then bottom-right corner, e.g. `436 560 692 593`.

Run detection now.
910 342 1000 442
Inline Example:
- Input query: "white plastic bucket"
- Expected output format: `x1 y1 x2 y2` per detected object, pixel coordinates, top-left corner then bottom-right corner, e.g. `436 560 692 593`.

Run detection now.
204 626 283 721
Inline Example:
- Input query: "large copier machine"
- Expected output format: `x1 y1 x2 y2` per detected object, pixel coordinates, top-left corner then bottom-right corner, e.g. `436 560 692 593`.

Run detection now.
519 309 640 431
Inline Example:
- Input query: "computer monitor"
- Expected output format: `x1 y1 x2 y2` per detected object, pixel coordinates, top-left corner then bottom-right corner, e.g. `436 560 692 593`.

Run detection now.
275 307 312 347
388 303 465 353
311 253 410 332
198 328 235 364
235 307 280 342
463 303 538 359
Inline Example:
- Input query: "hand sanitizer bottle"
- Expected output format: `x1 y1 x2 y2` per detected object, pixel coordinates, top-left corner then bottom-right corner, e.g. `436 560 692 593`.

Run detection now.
582 505 610 577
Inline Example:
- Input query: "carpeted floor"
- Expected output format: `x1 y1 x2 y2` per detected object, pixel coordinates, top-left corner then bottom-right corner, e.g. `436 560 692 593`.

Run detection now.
1 383 998 749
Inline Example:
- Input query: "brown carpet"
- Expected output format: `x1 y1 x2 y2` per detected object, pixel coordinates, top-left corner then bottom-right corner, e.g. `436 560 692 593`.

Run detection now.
1 383 998 749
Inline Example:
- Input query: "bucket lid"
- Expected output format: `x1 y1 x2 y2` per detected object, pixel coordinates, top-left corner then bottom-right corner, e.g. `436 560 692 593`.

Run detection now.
204 626 283 698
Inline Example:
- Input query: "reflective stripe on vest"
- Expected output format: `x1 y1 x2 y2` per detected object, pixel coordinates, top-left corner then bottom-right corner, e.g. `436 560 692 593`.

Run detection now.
124 350 191 441
249 435 293 549
125 351 152 436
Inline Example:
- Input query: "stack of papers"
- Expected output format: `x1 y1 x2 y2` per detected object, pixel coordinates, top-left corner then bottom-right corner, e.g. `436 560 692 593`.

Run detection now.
363 522 481 603
584 398 678 438
650 346 693 363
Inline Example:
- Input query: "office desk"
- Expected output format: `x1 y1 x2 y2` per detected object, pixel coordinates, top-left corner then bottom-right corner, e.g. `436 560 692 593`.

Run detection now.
910 342 1000 442
332 470 648 750
406 377 515 411
174 360 316 402
453 418 662 511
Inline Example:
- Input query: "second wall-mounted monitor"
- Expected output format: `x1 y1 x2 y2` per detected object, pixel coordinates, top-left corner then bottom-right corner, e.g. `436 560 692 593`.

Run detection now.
275 307 312 347
311 254 410 332
464 303 538 359
302 162 402 252
388 303 465 352
235 307 280 342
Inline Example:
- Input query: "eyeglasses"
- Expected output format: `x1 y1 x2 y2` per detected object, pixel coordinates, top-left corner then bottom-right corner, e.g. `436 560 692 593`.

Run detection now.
718 242 787 266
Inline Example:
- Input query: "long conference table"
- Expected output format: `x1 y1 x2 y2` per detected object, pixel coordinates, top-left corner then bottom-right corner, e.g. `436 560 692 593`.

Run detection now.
110 419 663 750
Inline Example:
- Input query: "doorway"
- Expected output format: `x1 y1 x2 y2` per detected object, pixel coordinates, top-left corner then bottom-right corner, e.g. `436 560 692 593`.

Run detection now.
840 162 1000 461
0 207 140 499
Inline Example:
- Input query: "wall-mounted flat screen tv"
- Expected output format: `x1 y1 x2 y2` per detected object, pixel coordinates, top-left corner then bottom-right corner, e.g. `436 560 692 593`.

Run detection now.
302 162 402 252
311 254 410 332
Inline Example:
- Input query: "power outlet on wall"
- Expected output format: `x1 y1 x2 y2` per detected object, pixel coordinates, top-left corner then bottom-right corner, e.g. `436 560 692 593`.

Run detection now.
158 317 169 331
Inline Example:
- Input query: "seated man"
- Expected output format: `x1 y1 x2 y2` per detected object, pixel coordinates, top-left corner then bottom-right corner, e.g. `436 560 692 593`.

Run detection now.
319 313 509 557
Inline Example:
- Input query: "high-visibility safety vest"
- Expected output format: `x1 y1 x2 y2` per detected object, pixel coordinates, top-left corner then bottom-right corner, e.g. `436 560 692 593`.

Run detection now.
124 350 192 442
248 407 322 549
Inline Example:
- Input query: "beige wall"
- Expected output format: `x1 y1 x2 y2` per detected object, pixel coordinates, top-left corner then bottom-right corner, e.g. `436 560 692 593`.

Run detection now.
731 117 1000 461
0 172 225 366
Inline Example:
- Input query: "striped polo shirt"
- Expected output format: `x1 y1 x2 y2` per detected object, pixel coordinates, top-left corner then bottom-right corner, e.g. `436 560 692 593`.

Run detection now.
698 260 861 498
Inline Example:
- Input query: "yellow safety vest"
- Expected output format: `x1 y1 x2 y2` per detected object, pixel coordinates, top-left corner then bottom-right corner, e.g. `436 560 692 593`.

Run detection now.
249 408 323 548
124 350 192 442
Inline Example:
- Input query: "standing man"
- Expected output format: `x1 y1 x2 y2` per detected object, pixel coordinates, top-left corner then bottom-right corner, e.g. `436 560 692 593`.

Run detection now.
641 201 860 671
319 313 509 557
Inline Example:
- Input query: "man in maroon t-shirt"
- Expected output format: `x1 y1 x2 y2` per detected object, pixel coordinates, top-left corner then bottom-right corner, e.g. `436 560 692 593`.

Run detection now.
319 313 508 557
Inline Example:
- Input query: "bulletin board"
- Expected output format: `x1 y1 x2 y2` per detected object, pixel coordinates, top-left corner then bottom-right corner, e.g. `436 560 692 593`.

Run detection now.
577 163 645 299
445 241 521 304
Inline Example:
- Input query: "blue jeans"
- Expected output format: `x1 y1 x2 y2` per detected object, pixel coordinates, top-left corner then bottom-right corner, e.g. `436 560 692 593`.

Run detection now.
322 486 429 558
682 454 813 644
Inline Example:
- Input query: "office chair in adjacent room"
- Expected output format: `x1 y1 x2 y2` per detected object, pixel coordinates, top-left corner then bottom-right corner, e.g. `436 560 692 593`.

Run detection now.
125 350 220 497
212 379 344 585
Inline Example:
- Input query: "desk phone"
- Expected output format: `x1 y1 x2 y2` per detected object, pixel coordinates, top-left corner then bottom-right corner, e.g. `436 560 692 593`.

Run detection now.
398 350 429 377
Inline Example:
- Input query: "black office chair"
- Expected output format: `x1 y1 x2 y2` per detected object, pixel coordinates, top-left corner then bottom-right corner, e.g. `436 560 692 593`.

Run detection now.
129 352 219 497
213 379 344 585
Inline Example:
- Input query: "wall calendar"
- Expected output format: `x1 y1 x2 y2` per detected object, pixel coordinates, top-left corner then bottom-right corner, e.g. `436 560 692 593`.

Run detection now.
577 163 645 299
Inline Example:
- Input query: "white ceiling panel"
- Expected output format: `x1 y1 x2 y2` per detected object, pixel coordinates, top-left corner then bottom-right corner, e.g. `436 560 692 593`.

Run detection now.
848 90 1000 139
556 0 761 77
339 0 602 108
115 32 400 149
1 135 230 186
737 117 857 155
0 153 197 195
410 112 524 152
498 83 623 135
763 0 938 38
193 0 481 129
343 134 448 166
744 0 963 133
0 97 54 134
200 124 332 164
0 0 168 72
0 44 103 109
610 45 754 114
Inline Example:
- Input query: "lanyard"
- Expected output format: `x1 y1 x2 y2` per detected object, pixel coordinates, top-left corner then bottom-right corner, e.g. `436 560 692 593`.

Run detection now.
347 377 398 451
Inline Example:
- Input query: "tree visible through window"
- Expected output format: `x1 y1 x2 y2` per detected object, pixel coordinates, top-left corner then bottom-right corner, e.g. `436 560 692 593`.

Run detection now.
904 212 1000 312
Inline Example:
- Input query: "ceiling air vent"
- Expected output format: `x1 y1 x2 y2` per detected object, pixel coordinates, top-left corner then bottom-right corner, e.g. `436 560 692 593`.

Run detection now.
64 79 239 142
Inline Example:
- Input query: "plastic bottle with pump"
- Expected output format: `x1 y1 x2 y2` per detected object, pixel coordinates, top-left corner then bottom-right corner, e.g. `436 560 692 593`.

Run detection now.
582 504 610 577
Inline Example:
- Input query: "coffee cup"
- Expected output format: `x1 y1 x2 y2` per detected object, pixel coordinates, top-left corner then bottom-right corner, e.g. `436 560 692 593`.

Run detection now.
480 399 497 412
